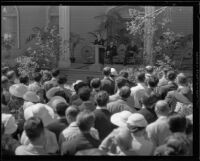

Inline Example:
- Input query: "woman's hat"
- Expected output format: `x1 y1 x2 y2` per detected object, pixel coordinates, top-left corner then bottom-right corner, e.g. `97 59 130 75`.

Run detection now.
2 113 18 135
46 87 60 100
47 96 67 111
9 83 28 98
23 91 40 103
127 113 147 128
111 111 132 127
24 103 56 127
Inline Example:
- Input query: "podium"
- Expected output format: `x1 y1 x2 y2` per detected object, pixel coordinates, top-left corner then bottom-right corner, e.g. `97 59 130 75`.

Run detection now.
89 45 104 71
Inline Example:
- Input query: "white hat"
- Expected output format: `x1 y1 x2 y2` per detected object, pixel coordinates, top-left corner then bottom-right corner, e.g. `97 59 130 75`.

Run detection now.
23 101 34 110
126 113 147 128
9 84 28 98
23 91 40 103
46 87 60 100
28 83 41 93
47 96 67 111
111 111 132 127
2 113 18 134
111 68 118 76
24 103 56 127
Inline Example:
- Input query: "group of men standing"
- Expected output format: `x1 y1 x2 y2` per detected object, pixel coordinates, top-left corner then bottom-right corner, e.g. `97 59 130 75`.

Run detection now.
94 34 138 65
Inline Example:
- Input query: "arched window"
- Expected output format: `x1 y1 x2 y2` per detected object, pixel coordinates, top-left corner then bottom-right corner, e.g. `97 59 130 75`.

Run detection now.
47 6 59 26
1 6 20 49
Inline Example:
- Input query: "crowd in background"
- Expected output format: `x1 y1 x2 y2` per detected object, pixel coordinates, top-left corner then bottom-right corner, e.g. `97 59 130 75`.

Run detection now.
1 65 193 156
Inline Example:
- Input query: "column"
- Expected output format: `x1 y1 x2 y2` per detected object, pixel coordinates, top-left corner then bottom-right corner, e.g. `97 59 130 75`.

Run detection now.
58 6 71 68
144 6 155 65
89 45 102 71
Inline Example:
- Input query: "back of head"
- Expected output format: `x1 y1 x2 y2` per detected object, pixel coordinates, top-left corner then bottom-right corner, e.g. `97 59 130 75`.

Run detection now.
1 76 8 84
65 105 80 122
2 66 9 76
155 100 170 116
52 69 60 78
136 72 145 83
74 81 88 94
57 75 67 85
54 90 70 103
147 75 159 88
19 75 29 85
24 116 44 142
119 86 131 99
6 70 15 80
177 73 188 86
95 91 109 107
145 66 154 74
168 114 186 133
115 76 128 89
167 71 177 81
76 110 95 132
119 70 129 79
33 72 42 82
78 86 91 101
90 78 101 89
141 93 158 108
103 67 111 76
55 102 69 117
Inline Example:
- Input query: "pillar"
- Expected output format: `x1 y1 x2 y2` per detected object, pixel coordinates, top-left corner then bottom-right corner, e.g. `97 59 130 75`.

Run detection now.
58 6 71 68
144 6 155 65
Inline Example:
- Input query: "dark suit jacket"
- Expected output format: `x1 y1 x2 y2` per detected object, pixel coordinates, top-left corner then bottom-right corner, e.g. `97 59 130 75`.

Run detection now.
138 108 158 124
158 82 178 99
101 77 115 95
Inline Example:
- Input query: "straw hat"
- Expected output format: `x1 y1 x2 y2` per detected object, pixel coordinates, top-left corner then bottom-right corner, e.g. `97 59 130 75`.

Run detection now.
127 113 147 128
2 113 18 135
46 87 61 100
9 84 28 98
23 91 40 103
111 111 132 127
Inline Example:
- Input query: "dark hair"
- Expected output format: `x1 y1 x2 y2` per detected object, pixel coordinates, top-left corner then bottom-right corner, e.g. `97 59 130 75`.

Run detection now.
119 86 131 99
95 91 109 107
90 78 101 89
57 75 67 85
167 71 177 81
52 69 60 77
147 75 159 88
55 102 69 117
76 111 95 132
141 94 158 107
74 82 88 94
78 86 91 101
54 90 70 103
177 74 188 85
103 67 111 76
24 117 44 142
168 114 187 133
136 72 145 83
2 66 9 76
66 105 80 119
163 67 170 75
85 76 94 88
119 70 129 79
19 75 29 85
115 76 128 89
33 72 42 82
1 76 8 84
6 70 15 80
146 66 154 74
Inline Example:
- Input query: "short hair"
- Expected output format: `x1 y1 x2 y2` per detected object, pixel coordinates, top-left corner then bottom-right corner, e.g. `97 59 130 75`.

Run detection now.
78 86 91 101
19 75 29 85
119 86 131 99
52 69 60 77
95 91 109 107
177 73 188 85
119 70 129 79
168 114 187 133
6 70 15 80
65 105 80 119
115 76 128 89
74 82 88 94
57 75 67 85
147 75 159 88
103 67 111 76
141 94 158 107
146 66 154 74
167 71 177 81
76 111 95 132
136 72 145 83
56 102 69 117
24 117 44 142
33 72 42 82
54 90 70 103
155 100 170 115
90 78 101 89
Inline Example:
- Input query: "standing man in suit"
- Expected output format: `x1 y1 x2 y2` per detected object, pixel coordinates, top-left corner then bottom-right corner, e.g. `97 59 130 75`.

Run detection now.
123 40 138 65
94 33 105 65
106 41 117 65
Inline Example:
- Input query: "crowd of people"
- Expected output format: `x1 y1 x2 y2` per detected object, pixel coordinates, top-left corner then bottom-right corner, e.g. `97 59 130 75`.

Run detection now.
1 65 193 156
